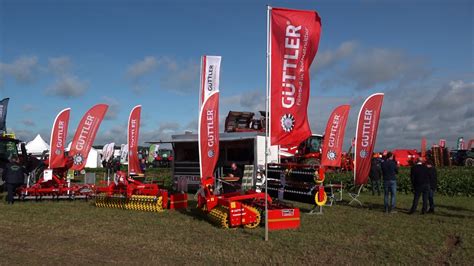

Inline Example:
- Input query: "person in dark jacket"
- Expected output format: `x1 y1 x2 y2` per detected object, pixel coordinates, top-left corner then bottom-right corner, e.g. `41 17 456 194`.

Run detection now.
222 162 242 193
381 152 398 213
408 158 430 214
369 157 382 196
426 160 437 213
2 156 26 204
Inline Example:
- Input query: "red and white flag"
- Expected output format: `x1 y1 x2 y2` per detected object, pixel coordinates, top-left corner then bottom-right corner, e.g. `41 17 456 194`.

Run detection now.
69 104 108 171
198 55 221 186
321 105 351 167
270 7 322 146
128 105 142 175
49 108 71 169
354 93 384 185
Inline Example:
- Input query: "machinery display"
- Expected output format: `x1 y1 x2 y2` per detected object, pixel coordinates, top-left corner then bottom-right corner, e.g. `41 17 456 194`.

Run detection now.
94 105 187 212
15 106 108 200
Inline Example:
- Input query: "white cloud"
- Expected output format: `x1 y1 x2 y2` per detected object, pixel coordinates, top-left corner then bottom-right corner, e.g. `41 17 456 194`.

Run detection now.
21 119 36 127
313 42 432 90
125 56 199 94
0 56 39 84
102 96 120 120
45 74 88 98
48 56 72 74
126 56 157 79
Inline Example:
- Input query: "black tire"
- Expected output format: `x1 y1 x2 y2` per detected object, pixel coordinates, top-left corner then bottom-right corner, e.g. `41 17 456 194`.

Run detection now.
465 158 474 167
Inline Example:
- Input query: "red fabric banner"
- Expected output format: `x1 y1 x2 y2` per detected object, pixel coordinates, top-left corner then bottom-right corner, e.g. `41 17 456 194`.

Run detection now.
270 7 322 146
49 108 70 169
354 93 384 185
128 105 142 175
198 55 221 186
69 104 108 171
321 105 351 167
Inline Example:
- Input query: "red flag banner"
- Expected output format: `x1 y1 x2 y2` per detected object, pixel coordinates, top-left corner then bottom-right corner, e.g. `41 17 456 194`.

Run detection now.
354 93 384 185
49 108 71 169
270 7 322 146
198 55 221 186
69 104 108 171
128 105 142 175
421 137 427 159
321 105 351 167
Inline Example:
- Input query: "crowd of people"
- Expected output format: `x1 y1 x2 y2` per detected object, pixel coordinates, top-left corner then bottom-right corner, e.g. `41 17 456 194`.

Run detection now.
369 152 438 214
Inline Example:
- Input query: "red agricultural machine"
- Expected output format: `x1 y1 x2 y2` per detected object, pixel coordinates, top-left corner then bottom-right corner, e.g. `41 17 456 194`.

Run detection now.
197 179 300 229
15 105 108 201
94 105 187 212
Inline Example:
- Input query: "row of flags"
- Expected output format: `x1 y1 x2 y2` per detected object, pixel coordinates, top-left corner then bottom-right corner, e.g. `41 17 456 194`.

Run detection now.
48 104 143 176
197 7 385 186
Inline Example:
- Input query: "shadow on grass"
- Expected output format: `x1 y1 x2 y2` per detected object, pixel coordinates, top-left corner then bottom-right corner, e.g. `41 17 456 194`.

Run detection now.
435 204 474 213
176 198 209 223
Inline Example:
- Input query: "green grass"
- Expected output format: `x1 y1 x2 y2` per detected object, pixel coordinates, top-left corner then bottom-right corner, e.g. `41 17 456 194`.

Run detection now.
0 192 472 264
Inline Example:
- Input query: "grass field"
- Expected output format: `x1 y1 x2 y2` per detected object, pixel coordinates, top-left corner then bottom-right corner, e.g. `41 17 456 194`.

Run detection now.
0 191 472 265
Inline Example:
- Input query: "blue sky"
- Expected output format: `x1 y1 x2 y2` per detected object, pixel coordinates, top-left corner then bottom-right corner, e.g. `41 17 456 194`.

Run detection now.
0 0 472 150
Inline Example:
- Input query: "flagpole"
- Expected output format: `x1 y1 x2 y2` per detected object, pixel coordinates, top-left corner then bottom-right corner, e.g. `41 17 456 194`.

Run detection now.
264 5 272 242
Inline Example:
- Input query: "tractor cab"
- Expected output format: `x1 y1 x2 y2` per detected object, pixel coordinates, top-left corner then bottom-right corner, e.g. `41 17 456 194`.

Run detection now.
0 135 20 165
295 135 323 164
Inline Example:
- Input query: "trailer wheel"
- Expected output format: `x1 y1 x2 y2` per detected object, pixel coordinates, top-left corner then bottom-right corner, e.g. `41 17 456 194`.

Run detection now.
465 158 474 167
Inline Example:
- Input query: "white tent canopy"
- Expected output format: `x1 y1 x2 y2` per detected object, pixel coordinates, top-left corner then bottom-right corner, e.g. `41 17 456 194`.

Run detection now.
25 134 50 155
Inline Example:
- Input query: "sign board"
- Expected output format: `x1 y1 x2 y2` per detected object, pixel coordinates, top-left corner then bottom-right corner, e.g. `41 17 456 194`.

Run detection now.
43 169 53 182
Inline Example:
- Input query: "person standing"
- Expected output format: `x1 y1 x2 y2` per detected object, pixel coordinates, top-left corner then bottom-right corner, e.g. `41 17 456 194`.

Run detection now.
381 152 398 213
369 157 382 196
408 158 430 214
2 156 26 204
426 160 437 213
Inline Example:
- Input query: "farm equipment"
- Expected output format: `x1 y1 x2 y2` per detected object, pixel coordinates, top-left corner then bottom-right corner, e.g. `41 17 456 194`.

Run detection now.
197 177 300 229
94 171 168 211
94 105 187 212
15 106 108 201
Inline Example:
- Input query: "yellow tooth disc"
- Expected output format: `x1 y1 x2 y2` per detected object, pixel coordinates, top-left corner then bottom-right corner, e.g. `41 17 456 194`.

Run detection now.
242 204 261 229
208 206 230 229
94 194 163 212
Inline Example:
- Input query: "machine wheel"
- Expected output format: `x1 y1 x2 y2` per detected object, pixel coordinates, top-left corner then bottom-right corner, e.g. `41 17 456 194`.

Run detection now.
243 205 261 229
302 158 320 167
208 206 230 228
465 158 474 167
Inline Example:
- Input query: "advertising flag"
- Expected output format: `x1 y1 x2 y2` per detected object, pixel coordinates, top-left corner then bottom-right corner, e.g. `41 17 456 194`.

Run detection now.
49 108 71 168
128 105 142 175
270 7 322 146
198 55 221 186
354 93 384 185
421 137 427 159
0 98 9 132
69 104 108 170
321 105 351 167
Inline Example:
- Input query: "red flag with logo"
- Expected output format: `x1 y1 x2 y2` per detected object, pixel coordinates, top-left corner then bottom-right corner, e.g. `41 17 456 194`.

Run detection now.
321 105 351 167
354 93 384 185
69 104 108 171
198 56 221 186
270 7 322 146
49 108 70 169
128 105 142 175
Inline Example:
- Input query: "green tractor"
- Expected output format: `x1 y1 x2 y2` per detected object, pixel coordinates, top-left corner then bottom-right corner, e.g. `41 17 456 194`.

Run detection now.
0 134 43 192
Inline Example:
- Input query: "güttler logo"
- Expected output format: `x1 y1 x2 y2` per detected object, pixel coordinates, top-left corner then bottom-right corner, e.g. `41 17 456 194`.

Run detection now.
73 153 84 165
280 114 295 132
208 150 215 158
327 150 337 161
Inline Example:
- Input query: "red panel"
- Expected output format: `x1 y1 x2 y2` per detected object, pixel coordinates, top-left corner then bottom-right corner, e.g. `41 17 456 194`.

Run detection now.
169 193 188 210
268 208 300 231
